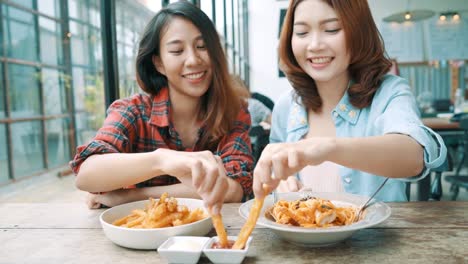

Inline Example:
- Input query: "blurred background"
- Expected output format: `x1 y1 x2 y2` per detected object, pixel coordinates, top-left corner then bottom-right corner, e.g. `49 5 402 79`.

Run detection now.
0 0 467 201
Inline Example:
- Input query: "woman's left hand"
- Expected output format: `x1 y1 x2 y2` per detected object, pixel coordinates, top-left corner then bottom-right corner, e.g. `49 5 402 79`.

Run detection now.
85 189 135 209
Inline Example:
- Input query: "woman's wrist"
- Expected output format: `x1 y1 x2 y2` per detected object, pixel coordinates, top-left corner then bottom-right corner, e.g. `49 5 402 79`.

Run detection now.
150 148 168 176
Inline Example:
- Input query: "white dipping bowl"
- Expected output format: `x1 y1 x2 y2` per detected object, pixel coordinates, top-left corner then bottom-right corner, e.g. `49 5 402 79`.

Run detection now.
100 198 212 250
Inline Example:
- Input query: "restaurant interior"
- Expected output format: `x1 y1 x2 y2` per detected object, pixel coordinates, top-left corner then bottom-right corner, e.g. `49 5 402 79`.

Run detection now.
0 0 467 262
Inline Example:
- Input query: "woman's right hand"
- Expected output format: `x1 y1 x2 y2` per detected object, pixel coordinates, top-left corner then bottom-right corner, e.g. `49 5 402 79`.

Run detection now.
154 149 228 214
253 137 336 199
277 176 303 193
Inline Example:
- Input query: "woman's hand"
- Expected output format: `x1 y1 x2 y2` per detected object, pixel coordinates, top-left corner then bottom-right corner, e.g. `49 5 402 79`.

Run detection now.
253 137 336 198
277 176 303 193
155 149 229 214
85 189 136 209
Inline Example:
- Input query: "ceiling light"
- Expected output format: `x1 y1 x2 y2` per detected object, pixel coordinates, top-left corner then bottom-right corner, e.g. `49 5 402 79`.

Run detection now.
384 10 435 23
405 12 411 20
439 11 461 21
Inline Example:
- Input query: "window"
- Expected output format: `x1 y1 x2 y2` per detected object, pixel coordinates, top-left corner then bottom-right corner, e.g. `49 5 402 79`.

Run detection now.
115 1 155 98
8 64 41 118
3 6 38 62
0 125 8 183
47 118 71 167
11 121 44 178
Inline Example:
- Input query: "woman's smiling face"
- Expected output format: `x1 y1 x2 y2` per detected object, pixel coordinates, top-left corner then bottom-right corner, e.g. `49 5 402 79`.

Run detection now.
291 0 350 84
154 17 213 100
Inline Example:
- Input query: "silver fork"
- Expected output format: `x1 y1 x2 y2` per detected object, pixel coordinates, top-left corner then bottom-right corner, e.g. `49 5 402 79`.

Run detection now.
354 178 389 222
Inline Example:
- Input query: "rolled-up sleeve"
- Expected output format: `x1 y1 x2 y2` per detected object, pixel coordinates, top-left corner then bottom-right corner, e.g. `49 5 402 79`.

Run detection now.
374 80 447 182
216 105 254 201
69 99 136 174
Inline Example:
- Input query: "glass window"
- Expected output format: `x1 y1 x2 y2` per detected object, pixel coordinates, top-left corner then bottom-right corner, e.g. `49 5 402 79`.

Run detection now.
225 0 233 46
72 67 86 112
38 0 60 18
42 68 68 115
39 17 63 65
69 21 90 66
9 0 33 9
0 124 8 183
9 64 41 118
68 0 88 22
89 0 100 28
200 1 213 21
215 0 225 39
88 28 100 70
3 6 38 62
115 1 155 97
47 118 71 167
0 63 4 118
73 68 104 145
11 121 44 178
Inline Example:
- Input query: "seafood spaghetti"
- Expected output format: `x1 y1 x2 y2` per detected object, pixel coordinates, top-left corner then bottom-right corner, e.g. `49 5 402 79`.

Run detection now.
268 197 358 227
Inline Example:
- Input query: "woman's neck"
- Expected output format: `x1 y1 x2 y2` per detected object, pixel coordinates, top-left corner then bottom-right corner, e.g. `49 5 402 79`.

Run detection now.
315 73 350 112
169 91 201 126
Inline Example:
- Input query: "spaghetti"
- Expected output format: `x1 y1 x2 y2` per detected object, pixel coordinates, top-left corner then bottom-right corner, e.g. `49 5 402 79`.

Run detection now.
268 197 358 227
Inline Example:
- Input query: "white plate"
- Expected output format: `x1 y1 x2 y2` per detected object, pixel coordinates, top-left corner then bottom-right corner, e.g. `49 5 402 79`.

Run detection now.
239 192 391 247
100 198 212 250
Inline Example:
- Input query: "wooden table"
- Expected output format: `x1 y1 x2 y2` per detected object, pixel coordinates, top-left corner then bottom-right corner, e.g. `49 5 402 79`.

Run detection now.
1 202 467 263
422 117 460 131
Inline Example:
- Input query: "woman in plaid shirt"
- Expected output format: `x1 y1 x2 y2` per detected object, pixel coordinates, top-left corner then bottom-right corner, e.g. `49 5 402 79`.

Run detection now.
70 2 253 214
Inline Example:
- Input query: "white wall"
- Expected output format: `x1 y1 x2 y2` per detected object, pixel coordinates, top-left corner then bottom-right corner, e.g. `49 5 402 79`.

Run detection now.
248 0 468 103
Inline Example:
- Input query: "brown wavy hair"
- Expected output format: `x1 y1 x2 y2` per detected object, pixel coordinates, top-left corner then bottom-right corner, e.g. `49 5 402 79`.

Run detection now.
278 0 392 111
136 1 243 150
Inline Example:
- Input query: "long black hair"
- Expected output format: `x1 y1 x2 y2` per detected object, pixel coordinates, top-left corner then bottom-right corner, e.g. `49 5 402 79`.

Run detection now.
135 1 244 150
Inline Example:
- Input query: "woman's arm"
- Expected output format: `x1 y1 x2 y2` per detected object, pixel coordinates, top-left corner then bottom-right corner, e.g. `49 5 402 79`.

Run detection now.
253 134 423 198
75 150 166 192
330 134 424 178
216 104 255 201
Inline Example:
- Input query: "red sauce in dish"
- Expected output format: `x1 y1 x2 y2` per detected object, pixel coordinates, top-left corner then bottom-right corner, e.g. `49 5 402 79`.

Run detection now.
211 240 236 249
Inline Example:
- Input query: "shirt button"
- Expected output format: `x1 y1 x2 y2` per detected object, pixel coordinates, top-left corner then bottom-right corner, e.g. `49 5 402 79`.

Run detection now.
344 177 352 183
333 111 339 118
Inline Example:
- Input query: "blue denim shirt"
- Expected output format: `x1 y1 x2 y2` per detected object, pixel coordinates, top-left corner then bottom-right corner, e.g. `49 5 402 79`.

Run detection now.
270 74 447 202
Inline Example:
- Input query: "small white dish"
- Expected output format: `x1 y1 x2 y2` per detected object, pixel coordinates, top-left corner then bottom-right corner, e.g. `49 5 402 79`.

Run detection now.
202 236 252 264
158 236 210 264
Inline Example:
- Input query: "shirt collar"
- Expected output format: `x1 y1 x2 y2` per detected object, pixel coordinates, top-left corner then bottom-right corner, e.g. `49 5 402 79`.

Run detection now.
333 90 361 125
150 87 171 127
287 97 309 133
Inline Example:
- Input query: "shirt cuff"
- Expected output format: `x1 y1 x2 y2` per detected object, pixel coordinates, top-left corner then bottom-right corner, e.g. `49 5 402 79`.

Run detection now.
385 124 447 182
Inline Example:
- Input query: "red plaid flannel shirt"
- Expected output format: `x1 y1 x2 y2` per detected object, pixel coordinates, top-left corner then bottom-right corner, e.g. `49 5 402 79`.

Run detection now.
70 87 254 201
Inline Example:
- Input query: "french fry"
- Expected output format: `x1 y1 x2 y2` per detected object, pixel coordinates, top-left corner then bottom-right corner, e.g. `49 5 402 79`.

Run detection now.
232 185 270 249
112 193 207 229
211 214 229 248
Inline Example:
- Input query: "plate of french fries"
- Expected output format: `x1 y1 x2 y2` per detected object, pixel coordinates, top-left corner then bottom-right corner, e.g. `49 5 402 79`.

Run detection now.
239 192 391 247
100 193 212 250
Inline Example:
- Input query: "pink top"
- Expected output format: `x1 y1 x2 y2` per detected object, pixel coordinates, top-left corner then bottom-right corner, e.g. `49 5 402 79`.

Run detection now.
299 161 344 192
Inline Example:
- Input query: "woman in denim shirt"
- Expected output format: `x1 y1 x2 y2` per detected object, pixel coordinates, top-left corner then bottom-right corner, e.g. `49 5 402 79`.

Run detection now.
253 0 447 202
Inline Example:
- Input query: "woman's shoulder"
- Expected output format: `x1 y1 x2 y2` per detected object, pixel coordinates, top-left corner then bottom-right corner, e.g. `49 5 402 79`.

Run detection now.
273 89 296 113
373 74 413 102
108 93 153 115
378 74 411 95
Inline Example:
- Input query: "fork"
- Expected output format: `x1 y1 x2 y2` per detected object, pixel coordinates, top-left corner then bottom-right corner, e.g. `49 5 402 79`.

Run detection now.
354 178 389 222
